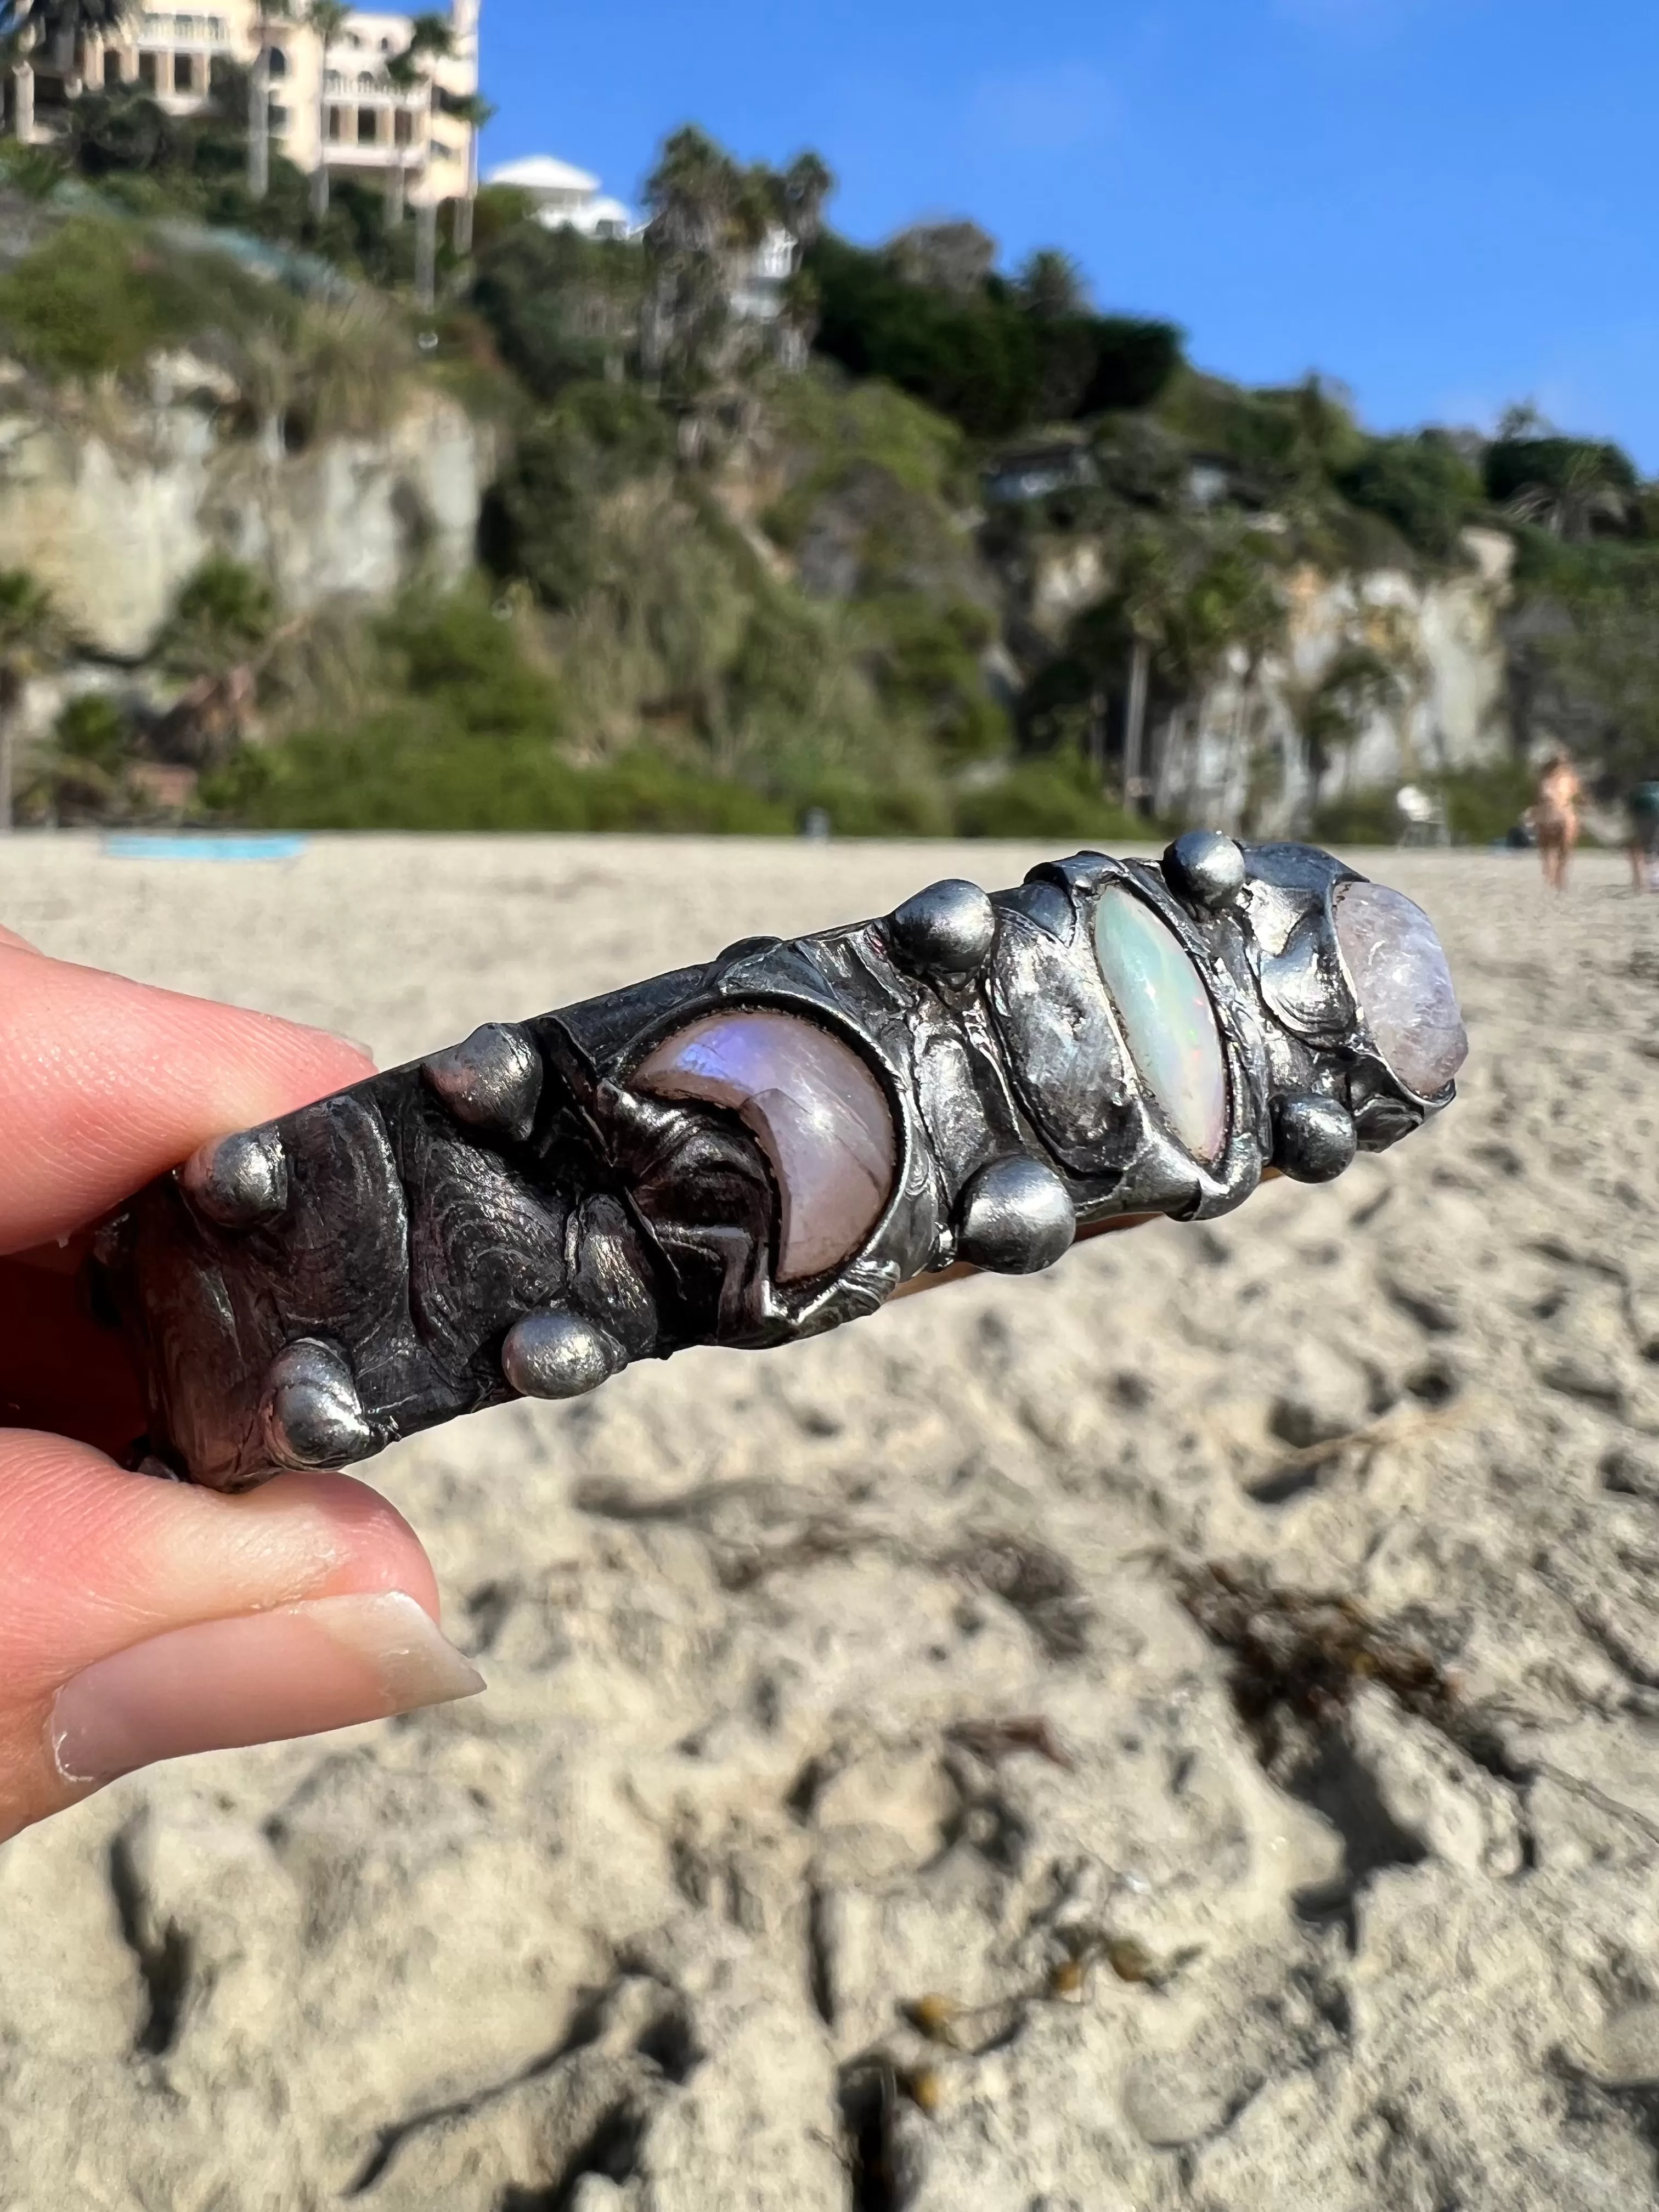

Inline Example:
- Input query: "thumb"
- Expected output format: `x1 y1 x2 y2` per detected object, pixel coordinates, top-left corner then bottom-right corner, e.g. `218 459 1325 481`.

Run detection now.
0 1436 482 1843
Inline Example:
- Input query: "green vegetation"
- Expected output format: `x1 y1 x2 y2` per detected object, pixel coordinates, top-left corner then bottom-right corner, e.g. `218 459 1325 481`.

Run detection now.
1313 760 1538 848
202 582 952 833
0 214 291 376
471 224 644 399
1334 434 1485 563
0 566 61 831
953 753 1147 842
29 692 139 821
482 380 676 606
8 84 1658 838
158 556 278 679
809 230 1181 439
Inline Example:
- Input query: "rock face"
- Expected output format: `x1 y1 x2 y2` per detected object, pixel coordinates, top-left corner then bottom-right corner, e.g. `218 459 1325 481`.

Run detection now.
0 376 492 659
1026 528 1516 833
0 838 1656 2211
1179 533 1516 834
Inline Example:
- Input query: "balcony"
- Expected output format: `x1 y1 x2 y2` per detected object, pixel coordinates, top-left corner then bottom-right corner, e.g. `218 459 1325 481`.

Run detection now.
137 13 229 44
324 73 427 106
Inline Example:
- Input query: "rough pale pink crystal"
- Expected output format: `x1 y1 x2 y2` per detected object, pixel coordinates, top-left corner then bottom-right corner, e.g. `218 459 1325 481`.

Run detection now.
1333 880 1468 1097
633 1011 896 1282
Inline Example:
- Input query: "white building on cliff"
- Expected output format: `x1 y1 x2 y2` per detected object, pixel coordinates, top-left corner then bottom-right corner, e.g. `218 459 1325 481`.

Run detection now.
486 154 637 240
6 1 483 221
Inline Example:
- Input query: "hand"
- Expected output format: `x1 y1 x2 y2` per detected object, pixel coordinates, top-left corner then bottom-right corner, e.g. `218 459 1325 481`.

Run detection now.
0 928 483 1847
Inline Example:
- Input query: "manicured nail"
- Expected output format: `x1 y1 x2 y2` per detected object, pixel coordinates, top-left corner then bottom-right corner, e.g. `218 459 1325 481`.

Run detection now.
49 1592 484 1787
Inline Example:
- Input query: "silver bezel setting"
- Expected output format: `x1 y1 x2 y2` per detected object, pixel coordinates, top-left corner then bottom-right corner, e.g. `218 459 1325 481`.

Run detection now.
97 839 1462 1488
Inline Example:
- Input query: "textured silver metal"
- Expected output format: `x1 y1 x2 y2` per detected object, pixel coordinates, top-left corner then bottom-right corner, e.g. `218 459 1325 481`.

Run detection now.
1271 1093 1360 1184
1164 830 1246 912
260 1340 372 1472
956 1157 1077 1274
887 878 998 978
501 1309 626 1401
422 1023 543 1144
95 840 1463 1489
180 1126 288 1228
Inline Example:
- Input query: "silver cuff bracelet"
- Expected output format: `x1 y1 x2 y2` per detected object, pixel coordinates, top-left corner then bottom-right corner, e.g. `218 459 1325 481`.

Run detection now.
92 833 1468 1491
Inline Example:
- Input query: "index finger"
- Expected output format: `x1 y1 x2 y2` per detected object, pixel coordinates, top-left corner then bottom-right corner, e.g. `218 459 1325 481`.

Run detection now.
0 944 374 1255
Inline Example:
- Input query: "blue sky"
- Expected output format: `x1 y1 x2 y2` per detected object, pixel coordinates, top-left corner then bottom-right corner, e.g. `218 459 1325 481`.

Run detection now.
480 0 1659 468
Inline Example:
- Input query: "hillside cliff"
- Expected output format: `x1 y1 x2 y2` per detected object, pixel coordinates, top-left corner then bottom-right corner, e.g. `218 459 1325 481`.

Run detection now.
0 365 491 661
1 143 1640 838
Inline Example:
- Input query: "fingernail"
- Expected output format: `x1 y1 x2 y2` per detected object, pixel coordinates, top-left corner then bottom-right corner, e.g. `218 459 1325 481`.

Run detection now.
49 1593 484 1787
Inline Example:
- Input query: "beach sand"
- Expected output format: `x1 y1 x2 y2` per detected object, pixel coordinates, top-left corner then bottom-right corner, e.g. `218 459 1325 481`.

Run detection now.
1 834 1656 2210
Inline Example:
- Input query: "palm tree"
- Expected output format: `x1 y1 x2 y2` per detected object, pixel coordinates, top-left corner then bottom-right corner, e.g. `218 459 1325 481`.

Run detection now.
1113 520 1285 824
1015 246 1088 321
14 0 128 86
1117 527 1188 805
0 14 36 138
0 568 63 834
303 0 348 218
382 9 447 228
641 126 770 394
2 0 128 119
441 87 492 252
772 149 833 249
247 0 291 200
1505 446 1634 542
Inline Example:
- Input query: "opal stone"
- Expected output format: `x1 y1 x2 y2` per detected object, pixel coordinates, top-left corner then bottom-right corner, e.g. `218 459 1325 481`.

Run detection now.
1092 887 1228 1163
1332 881 1468 1097
633 1011 896 1282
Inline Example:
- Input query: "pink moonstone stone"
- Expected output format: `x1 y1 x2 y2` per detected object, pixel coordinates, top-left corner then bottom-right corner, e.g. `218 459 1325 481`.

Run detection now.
633 1011 896 1282
1332 881 1468 1098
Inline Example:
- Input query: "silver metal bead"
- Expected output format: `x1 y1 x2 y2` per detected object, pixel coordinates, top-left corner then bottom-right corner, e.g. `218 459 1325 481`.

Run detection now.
956 1157 1076 1274
259 1340 371 1469
888 879 997 978
502 1307 626 1401
180 1126 289 1229
1272 1093 1359 1183
422 1023 543 1143
1163 831 1246 912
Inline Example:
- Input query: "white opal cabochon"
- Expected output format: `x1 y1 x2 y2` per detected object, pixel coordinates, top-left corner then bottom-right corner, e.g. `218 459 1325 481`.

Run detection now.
1092 887 1229 1163
1332 881 1468 1097
633 1011 897 1282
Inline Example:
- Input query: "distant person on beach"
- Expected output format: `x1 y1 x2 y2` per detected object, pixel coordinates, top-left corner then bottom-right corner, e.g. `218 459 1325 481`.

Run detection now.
1527 754 1583 891
1629 776 1659 894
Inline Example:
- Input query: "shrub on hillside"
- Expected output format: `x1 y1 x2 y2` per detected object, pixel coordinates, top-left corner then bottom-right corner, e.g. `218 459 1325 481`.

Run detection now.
481 380 675 607
471 223 644 399
1155 371 1366 501
761 368 971 539
159 557 277 676
953 752 1149 840
208 722 801 832
376 588 563 737
859 595 1006 763
1483 436 1639 540
1335 432 1485 561
808 234 1181 439
1483 436 1638 508
0 217 287 377
24 693 139 823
